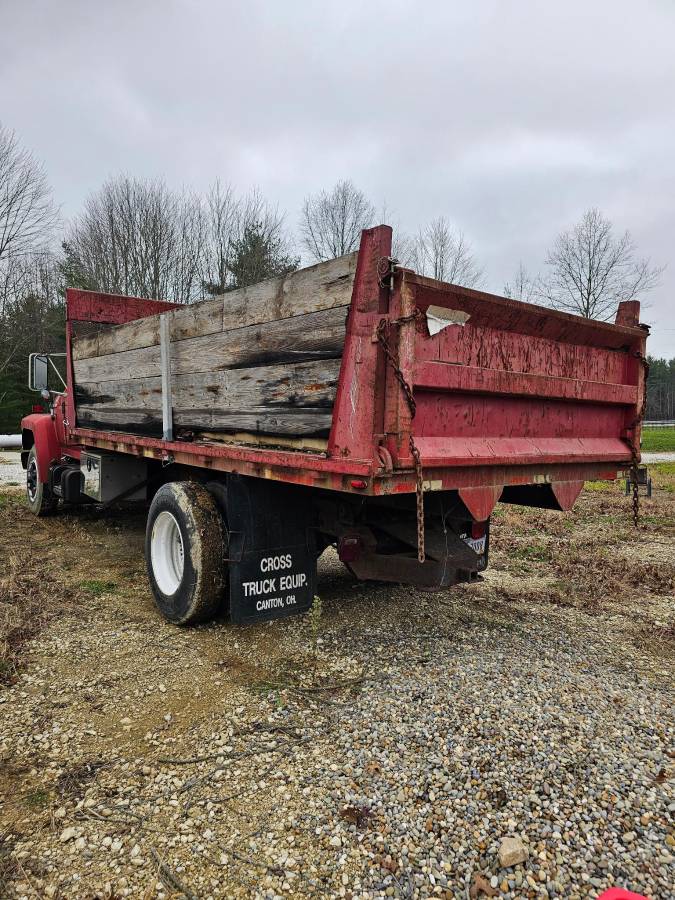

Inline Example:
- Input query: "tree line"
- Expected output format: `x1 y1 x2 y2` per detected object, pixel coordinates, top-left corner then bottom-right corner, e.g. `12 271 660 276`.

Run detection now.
0 122 669 432
645 357 675 422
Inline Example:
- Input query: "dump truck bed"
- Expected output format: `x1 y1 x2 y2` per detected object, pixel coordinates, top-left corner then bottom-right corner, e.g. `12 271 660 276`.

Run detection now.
64 225 647 519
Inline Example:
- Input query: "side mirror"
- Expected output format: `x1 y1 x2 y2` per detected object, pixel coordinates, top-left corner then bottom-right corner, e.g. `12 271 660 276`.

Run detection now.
28 353 49 392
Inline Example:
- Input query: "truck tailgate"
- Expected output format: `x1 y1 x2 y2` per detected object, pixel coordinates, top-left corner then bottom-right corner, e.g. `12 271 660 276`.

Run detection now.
403 271 646 477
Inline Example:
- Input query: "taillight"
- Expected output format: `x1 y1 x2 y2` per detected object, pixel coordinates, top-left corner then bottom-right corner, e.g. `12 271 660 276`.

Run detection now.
31 404 44 413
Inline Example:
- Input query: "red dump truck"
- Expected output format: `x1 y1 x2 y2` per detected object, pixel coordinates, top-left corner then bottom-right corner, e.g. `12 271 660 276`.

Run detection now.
20 226 648 625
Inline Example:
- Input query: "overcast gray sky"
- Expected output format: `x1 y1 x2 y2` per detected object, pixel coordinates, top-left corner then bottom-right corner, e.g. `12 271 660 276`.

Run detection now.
1 0 673 355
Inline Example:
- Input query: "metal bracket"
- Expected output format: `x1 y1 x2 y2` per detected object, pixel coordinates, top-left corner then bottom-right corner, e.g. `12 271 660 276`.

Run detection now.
377 255 398 289
159 314 173 441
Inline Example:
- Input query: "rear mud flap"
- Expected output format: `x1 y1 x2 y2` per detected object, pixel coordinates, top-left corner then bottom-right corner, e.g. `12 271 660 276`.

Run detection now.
226 476 317 624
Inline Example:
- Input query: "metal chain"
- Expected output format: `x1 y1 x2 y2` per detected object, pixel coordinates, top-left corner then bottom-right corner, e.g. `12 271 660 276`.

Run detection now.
409 434 425 562
627 352 650 529
376 310 426 562
375 313 421 416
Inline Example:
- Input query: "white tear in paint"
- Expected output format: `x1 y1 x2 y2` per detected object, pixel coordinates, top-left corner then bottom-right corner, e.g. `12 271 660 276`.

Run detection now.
425 305 471 335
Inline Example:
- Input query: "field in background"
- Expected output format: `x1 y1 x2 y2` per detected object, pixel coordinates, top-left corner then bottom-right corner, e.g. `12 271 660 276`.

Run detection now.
642 425 675 452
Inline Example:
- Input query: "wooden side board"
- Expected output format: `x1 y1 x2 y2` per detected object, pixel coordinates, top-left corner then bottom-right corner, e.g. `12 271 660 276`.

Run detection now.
76 406 335 437
76 358 341 436
75 359 341 414
71 252 358 440
74 342 344 437
73 306 348 383
72 251 358 360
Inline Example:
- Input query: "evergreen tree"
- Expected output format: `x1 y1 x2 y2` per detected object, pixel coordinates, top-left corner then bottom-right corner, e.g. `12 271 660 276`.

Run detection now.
59 240 97 290
226 220 299 290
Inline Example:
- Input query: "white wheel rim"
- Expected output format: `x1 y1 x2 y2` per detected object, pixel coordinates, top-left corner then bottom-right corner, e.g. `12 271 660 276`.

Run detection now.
26 457 39 503
151 511 185 595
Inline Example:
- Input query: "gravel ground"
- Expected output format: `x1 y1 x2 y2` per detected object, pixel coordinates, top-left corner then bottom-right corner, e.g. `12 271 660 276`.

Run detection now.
0 451 23 485
0 474 673 899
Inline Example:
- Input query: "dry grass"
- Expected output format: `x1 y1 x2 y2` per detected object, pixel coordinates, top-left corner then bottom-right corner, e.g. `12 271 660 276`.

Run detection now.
0 495 80 685
0 832 18 896
488 465 675 652
0 463 673 689
0 554 50 685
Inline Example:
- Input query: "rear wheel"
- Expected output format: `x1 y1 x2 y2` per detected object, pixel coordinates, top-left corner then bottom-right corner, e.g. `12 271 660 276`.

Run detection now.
26 447 57 517
145 481 227 625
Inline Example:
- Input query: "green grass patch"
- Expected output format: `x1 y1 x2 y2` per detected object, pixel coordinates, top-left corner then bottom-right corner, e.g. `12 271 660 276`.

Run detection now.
584 479 616 492
23 789 50 810
651 461 675 476
79 579 117 596
0 490 21 508
641 427 675 453
649 462 675 493
511 542 550 561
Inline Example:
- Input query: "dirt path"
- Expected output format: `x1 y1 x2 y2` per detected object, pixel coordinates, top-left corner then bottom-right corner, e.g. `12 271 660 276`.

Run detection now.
0 473 673 899
642 452 675 463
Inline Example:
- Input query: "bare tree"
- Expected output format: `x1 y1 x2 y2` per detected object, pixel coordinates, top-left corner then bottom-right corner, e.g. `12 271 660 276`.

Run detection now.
201 185 297 294
377 201 415 268
300 180 375 261
200 179 240 296
540 208 662 320
504 261 538 302
64 175 206 303
410 217 483 287
0 124 57 265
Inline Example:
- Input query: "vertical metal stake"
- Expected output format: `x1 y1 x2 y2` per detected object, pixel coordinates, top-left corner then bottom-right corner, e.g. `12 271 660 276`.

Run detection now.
160 314 173 441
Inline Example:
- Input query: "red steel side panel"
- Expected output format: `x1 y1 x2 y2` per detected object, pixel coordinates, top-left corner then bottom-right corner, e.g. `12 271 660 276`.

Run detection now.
407 275 645 349
65 288 181 438
327 225 392 462
382 272 648 515
66 289 179 325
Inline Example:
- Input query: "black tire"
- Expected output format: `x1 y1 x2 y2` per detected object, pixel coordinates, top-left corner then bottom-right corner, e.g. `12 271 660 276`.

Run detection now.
205 479 228 520
145 481 227 625
26 446 58 517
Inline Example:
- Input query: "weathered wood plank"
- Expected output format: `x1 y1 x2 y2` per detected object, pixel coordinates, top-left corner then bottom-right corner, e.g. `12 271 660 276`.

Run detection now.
73 306 348 383
72 251 357 360
76 406 334 437
74 359 341 437
195 431 328 453
76 359 341 411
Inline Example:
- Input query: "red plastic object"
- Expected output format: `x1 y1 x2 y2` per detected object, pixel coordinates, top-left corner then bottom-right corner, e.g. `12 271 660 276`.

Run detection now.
598 889 650 900
337 536 363 564
470 521 487 540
